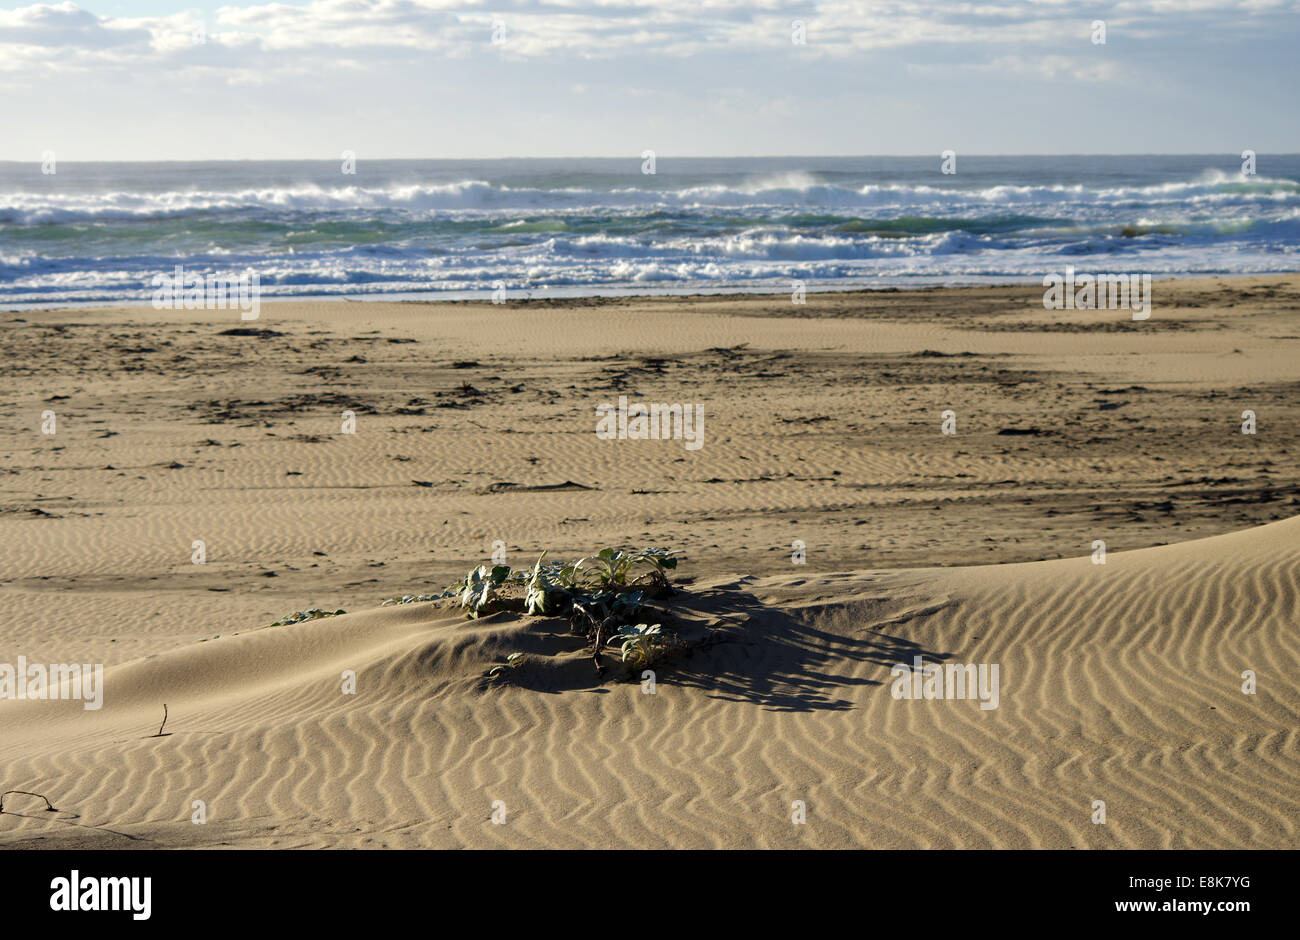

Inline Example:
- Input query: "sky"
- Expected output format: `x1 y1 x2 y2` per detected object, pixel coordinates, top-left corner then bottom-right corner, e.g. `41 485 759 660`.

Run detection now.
0 0 1297 160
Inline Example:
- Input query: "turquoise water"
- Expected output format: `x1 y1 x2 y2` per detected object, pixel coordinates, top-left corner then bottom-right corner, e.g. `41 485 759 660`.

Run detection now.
1 155 1297 304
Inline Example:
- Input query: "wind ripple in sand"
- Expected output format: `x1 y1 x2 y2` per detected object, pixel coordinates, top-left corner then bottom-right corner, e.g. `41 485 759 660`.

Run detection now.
2 517 1298 848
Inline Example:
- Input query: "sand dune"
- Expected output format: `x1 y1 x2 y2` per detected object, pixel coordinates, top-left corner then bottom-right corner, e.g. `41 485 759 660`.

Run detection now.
1 515 1295 849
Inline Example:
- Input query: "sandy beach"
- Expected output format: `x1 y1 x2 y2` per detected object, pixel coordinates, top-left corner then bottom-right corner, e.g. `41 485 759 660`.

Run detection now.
1 275 1298 849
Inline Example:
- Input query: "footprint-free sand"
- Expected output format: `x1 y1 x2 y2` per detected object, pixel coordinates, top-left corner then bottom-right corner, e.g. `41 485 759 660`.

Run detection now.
2 276 1298 848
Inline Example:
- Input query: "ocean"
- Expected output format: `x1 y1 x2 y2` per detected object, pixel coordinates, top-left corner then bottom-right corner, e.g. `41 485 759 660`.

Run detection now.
1 154 1297 306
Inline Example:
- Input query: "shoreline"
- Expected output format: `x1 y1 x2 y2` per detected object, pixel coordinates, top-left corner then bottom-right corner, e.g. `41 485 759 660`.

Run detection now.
2 269 1291 313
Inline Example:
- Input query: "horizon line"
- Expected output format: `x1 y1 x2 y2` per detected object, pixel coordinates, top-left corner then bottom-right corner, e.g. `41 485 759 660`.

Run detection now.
1 152 1295 164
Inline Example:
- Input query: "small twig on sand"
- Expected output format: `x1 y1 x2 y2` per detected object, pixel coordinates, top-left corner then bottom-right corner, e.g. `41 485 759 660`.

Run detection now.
155 704 168 737
0 790 56 813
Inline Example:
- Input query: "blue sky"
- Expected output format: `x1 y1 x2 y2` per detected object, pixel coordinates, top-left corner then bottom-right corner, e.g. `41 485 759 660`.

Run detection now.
1 1 1297 159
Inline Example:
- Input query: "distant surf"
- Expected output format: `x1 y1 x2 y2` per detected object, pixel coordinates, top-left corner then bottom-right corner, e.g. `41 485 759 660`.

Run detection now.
1 155 1297 305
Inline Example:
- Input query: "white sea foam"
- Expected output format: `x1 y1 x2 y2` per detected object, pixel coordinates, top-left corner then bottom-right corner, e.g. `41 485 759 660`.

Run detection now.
3 170 1297 225
1 159 1297 304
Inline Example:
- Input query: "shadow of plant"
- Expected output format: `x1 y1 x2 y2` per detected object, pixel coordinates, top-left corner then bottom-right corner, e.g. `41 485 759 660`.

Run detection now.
486 586 952 712
666 589 951 712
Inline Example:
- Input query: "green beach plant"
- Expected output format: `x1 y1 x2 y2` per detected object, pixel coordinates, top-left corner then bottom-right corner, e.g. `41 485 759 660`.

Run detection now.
573 547 677 590
616 623 688 670
270 608 346 626
524 551 575 616
486 651 526 681
461 564 511 617
384 547 688 675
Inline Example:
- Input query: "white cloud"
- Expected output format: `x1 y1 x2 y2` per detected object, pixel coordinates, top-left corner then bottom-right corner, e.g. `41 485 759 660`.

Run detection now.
1 0 1293 67
1 0 1295 157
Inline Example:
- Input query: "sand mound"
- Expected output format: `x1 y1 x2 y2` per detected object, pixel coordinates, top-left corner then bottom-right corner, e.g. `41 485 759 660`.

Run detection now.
2 515 1297 849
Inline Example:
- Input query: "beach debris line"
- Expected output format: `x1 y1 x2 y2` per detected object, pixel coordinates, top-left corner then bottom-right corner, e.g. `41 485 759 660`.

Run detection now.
483 480 596 494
